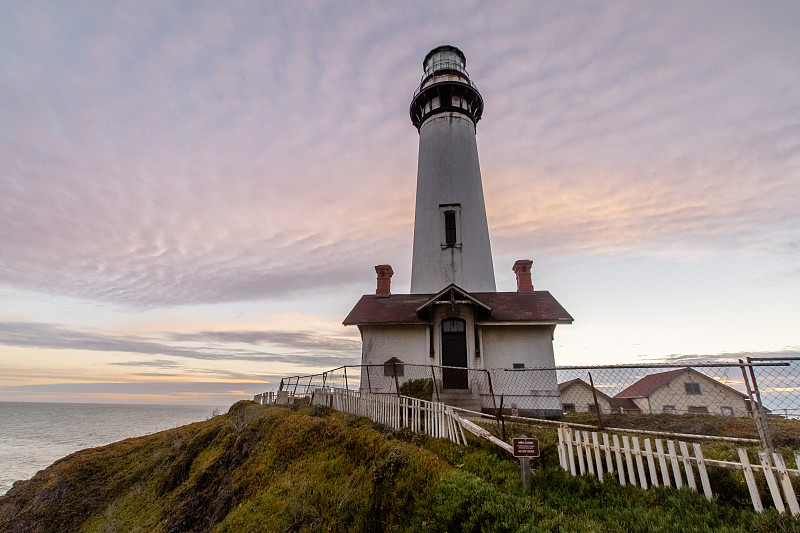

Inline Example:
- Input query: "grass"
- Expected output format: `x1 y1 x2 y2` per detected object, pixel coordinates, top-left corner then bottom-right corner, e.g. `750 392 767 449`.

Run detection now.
1 401 798 532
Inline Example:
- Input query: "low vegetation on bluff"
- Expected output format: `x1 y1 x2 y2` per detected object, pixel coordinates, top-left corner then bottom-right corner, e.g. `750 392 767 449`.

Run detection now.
0 401 797 532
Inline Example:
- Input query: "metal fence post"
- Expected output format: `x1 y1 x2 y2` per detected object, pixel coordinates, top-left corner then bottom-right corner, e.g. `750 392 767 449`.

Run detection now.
393 363 401 397
430 365 440 402
588 371 604 429
747 357 775 454
486 369 499 417
739 359 770 453
499 395 506 441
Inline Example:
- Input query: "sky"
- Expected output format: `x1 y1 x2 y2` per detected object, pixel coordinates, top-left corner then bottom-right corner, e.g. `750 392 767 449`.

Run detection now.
1 1 798 406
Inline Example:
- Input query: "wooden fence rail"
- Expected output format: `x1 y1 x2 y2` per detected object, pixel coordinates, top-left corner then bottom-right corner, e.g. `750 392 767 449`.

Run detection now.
558 424 800 515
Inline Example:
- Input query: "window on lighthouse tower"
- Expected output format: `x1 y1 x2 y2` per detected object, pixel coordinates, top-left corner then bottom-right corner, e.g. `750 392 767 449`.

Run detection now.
444 211 457 245
440 204 461 248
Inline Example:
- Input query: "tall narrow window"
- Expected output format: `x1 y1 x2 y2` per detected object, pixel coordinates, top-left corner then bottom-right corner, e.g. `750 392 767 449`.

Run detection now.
444 211 457 245
439 204 461 248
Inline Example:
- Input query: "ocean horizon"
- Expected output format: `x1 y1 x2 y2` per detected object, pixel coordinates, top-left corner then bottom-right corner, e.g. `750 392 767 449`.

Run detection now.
0 401 222 496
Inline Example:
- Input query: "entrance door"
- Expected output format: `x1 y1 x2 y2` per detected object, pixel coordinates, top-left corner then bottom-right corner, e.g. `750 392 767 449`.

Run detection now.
441 318 468 389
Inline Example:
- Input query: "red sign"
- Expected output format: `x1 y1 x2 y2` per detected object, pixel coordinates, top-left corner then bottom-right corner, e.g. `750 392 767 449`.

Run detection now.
513 437 540 458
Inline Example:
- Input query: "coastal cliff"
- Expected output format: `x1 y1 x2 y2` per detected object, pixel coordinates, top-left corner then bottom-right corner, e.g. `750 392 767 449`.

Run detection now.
0 401 792 532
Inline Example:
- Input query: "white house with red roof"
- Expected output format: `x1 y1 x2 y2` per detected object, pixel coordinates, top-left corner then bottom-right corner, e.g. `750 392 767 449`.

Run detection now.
343 46 573 415
558 378 613 414
610 368 751 416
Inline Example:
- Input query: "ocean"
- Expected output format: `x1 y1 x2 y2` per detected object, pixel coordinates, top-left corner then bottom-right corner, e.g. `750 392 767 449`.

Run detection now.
0 401 220 496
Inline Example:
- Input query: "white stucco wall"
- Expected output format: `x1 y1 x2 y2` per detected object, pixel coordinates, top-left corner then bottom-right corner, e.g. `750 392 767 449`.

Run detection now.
480 324 560 413
480 325 556 370
647 373 749 416
358 324 428 394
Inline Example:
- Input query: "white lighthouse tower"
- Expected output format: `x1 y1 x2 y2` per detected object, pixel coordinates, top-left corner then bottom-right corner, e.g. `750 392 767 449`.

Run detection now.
409 45 496 293
344 46 572 416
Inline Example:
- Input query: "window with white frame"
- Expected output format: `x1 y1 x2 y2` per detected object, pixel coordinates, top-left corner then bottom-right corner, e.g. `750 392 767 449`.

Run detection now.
562 403 575 413
439 204 461 248
662 405 676 414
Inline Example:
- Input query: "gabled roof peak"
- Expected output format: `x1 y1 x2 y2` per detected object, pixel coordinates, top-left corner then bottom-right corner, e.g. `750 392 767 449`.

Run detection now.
414 284 492 315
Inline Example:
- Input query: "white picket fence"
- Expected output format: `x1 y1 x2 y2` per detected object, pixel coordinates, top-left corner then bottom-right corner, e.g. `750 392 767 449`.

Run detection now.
254 391 276 405
276 388 469 445
559 425 800 515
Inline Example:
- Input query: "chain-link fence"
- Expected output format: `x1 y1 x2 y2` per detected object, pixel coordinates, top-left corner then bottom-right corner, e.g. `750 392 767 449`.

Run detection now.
272 359 799 449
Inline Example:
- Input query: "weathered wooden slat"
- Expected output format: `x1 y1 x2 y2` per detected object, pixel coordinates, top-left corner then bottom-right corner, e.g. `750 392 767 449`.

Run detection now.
656 439 671 488
576 431 586 475
632 437 648 490
567 427 577 476
773 453 800 516
622 436 637 487
557 426 566 471
738 448 763 513
583 431 596 477
457 416 513 454
644 439 659 488
458 413 467 445
679 441 697 491
592 432 604 482
613 434 626 485
559 425 570 471
668 440 683 489
759 451 785 514
692 443 713 501
603 433 614 476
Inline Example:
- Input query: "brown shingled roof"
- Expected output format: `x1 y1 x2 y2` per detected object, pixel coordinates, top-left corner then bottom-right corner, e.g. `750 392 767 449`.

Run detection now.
343 289 573 326
342 294 430 326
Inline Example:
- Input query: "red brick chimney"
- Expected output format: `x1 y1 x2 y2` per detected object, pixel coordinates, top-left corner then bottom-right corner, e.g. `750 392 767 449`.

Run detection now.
512 260 533 293
375 265 394 296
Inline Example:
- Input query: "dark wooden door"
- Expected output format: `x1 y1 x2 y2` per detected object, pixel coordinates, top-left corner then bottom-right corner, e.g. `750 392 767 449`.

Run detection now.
442 319 468 389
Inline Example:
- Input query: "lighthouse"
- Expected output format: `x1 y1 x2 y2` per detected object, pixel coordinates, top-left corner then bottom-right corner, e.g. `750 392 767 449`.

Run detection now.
344 46 572 415
409 45 496 293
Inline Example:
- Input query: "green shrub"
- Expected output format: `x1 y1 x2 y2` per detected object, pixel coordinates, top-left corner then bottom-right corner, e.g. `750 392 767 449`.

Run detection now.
399 378 434 401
